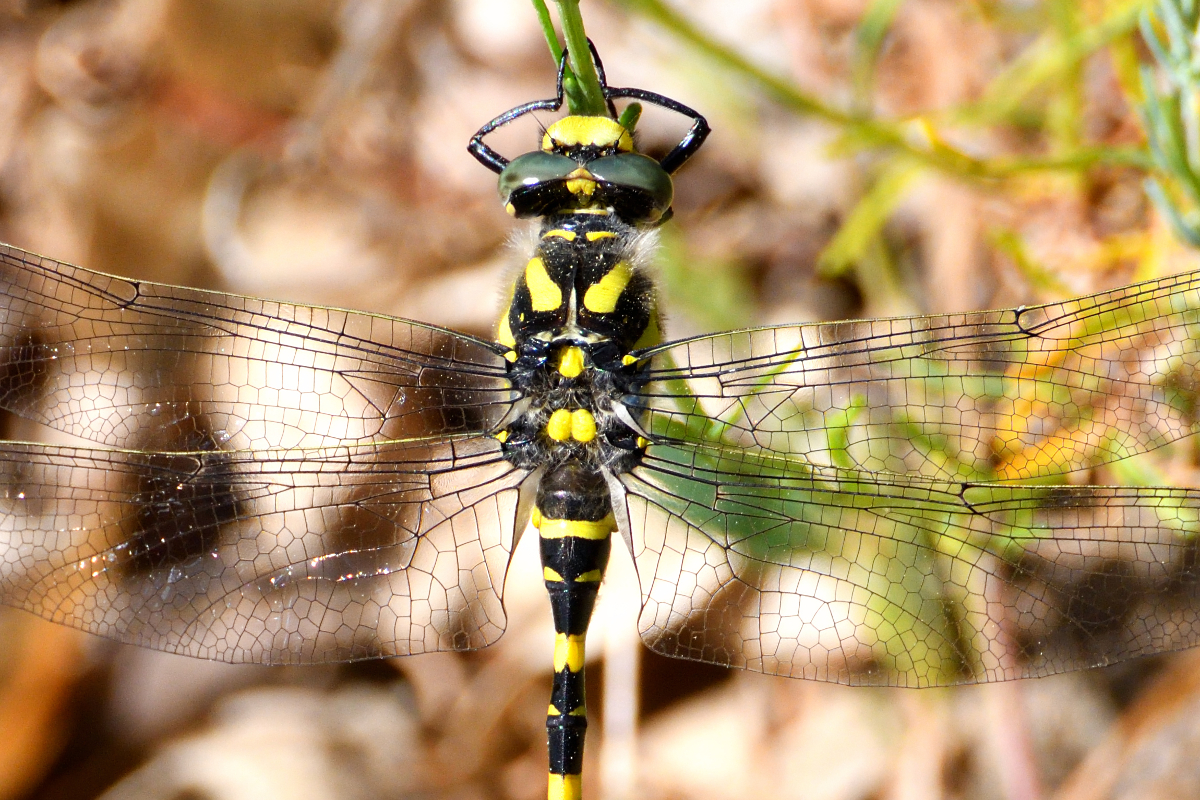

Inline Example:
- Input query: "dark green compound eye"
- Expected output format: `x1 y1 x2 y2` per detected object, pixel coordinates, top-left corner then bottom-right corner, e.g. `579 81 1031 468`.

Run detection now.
499 152 579 217
498 150 674 223
586 153 673 219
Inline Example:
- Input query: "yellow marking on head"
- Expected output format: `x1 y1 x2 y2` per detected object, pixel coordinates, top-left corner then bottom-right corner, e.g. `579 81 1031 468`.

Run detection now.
531 507 543 529
538 514 615 541
543 566 564 583
557 346 585 379
575 569 603 583
586 231 617 242
548 773 582 800
543 229 577 241
553 633 586 673
583 262 632 314
565 168 597 199
548 704 561 716
493 430 508 443
524 257 562 312
505 202 516 216
546 408 572 441
570 409 596 443
543 116 633 152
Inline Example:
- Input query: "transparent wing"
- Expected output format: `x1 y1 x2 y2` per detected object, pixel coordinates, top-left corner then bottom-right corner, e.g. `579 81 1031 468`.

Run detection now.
0 435 528 664
0 243 517 451
632 270 1200 481
618 443 1200 687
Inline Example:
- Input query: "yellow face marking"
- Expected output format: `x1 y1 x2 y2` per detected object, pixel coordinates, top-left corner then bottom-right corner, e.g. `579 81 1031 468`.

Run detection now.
546 408 572 441
538 514 615 541
557 346 585 379
543 566 564 583
570 409 596 443
575 569 603 583
548 773 582 800
543 116 633 152
565 168 597 199
583 262 632 314
553 633 586 673
524 257 562 312
586 231 617 242
543 229 577 241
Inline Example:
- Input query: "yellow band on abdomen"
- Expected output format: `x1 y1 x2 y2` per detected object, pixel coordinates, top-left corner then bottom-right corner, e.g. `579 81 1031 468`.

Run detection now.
538 515 615 540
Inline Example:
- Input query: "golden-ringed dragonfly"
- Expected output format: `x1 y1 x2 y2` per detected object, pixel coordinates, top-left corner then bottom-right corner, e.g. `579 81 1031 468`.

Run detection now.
5 45 1200 800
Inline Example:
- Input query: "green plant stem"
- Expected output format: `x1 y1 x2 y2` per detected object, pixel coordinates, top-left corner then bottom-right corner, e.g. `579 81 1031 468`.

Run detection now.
554 0 609 115
613 0 1149 178
531 0 563 62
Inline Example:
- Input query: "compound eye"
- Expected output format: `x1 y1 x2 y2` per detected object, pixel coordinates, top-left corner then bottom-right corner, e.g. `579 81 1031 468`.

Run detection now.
587 153 673 220
499 152 578 209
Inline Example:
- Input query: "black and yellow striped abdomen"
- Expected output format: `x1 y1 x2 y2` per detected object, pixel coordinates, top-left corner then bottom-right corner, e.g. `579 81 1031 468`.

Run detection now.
536 465 614 800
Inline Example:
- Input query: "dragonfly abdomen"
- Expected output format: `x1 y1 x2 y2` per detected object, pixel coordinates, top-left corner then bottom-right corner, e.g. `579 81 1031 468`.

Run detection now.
535 463 614 800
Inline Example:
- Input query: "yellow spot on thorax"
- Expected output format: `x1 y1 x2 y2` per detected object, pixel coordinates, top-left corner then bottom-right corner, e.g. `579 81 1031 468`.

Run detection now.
524 257 562 311
557 346 585 378
497 311 515 350
546 408 572 441
537 514 615 541
493 430 508 443
548 773 582 800
543 116 633 152
583 262 632 314
543 229 576 241
553 633 586 672
544 408 596 442
570 409 595 442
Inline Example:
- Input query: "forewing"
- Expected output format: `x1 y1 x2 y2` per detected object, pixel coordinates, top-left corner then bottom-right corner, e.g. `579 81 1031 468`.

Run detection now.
633 270 1200 481
0 435 528 663
618 443 1200 687
0 243 516 451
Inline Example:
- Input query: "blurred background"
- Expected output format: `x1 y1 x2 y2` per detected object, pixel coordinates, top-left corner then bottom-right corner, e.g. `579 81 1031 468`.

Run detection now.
2 0 1200 798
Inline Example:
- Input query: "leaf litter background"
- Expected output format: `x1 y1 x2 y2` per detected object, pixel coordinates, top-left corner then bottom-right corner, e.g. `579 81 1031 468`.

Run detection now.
1 0 1199 798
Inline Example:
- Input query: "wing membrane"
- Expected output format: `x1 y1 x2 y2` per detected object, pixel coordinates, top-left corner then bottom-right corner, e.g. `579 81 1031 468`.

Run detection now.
0 435 528 663
619 443 1200 687
633 271 1200 481
0 243 517 451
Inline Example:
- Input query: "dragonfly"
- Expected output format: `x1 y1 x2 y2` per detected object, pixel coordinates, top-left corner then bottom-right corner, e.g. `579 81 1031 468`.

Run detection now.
3 46 1200 800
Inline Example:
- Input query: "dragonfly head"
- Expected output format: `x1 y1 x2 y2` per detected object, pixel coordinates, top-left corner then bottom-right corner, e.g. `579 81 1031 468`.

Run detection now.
497 115 674 224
